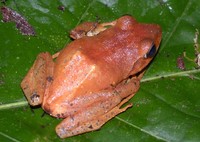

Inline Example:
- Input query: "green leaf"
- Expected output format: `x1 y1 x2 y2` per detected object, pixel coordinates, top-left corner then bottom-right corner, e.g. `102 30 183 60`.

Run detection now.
0 0 200 141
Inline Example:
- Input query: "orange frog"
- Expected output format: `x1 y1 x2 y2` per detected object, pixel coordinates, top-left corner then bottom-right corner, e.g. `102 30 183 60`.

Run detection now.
21 15 162 138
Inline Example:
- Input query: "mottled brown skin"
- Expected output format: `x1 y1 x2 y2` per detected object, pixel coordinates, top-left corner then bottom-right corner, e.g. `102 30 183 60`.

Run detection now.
21 15 162 138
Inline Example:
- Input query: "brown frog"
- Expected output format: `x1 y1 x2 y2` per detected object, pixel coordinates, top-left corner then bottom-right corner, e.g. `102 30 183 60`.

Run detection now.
21 15 162 138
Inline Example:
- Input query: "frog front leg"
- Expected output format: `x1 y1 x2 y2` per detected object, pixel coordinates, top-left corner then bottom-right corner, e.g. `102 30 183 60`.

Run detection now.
56 77 140 138
70 20 116 39
21 52 54 106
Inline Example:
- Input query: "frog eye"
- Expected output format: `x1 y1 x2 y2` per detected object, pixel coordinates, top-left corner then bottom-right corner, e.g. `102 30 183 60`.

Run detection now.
144 44 157 58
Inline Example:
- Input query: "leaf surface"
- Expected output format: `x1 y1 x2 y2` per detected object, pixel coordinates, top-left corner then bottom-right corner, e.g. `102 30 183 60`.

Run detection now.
0 0 200 141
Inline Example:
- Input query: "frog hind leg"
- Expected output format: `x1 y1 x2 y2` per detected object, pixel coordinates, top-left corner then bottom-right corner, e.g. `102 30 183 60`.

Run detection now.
56 77 139 138
21 52 54 106
56 94 134 138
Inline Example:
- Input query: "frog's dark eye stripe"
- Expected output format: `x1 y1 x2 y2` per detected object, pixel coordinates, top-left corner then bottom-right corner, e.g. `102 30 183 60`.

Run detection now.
144 44 157 58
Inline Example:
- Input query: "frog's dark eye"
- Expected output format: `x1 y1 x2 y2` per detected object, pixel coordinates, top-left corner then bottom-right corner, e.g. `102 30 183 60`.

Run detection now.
144 44 157 58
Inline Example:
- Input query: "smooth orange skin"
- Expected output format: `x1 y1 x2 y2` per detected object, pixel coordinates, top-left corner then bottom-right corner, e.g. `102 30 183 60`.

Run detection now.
21 15 162 138
43 16 161 115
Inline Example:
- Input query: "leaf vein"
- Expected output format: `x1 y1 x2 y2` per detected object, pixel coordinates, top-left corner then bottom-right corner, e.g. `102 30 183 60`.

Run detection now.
159 0 192 52
141 69 200 82
0 132 21 142
115 117 168 142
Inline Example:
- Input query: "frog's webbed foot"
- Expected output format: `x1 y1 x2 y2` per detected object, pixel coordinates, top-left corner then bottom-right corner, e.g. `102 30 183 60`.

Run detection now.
70 21 116 39
21 52 54 106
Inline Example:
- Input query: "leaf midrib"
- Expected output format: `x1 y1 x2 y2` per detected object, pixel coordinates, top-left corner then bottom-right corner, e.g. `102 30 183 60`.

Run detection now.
1 68 199 111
